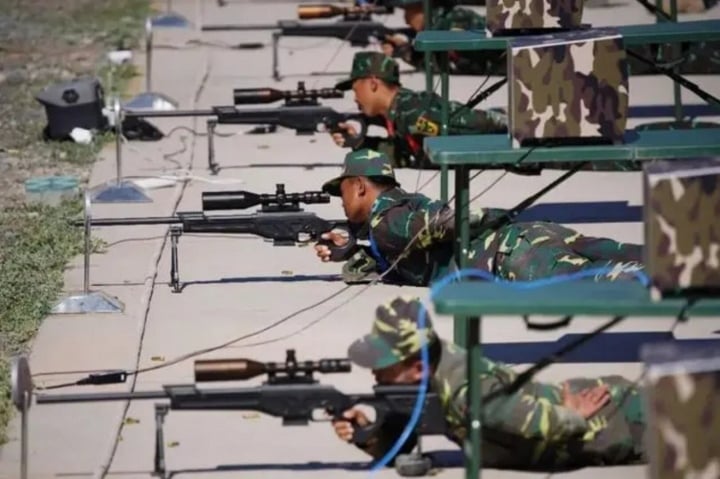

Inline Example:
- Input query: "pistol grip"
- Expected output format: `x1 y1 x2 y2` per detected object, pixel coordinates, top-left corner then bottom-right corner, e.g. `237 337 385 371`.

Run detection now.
332 115 366 150
351 422 375 446
318 233 356 262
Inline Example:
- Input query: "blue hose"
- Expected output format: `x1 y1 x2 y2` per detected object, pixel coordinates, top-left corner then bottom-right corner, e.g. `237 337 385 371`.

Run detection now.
369 266 649 474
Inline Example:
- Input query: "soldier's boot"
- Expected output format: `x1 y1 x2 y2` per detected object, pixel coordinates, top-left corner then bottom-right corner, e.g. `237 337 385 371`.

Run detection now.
341 250 381 284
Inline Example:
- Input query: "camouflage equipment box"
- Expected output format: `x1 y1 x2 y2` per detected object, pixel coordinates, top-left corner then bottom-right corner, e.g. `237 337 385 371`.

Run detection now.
643 157 720 299
508 28 629 149
486 0 584 37
641 342 720 479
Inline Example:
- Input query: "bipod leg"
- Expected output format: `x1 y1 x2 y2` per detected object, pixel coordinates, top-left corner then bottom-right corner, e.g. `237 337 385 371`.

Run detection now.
153 403 170 479
170 226 183 293
207 119 219 175
272 32 281 81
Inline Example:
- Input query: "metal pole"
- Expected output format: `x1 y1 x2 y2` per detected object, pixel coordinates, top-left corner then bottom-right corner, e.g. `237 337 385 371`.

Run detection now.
114 97 123 183
20 391 29 479
83 192 92 296
145 17 153 92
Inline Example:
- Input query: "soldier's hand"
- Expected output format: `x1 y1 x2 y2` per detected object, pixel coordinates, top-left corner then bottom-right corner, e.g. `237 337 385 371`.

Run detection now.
315 231 349 262
332 407 371 443
561 383 610 419
331 122 359 148
381 41 395 57
384 33 409 46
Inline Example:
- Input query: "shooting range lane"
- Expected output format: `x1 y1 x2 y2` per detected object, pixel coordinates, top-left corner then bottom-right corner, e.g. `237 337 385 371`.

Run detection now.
0 0 719 478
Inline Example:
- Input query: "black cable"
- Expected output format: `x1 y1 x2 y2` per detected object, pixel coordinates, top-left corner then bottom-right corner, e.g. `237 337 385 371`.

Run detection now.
626 49 720 109
633 0 673 20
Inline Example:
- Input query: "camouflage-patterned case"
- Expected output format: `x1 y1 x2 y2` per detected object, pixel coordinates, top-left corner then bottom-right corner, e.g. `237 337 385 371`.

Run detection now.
508 28 629 149
485 0 584 36
641 342 720 479
643 157 720 298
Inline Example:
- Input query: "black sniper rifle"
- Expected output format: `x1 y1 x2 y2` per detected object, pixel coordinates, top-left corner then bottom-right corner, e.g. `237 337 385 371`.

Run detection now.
124 81 367 174
76 184 357 293
201 18 415 80
14 350 446 479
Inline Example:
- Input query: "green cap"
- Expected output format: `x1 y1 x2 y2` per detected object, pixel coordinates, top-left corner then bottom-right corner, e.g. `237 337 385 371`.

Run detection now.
347 296 438 370
335 52 401 91
322 148 399 196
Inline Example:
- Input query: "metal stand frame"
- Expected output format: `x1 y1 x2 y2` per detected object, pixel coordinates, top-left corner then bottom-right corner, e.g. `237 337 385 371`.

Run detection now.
51 193 125 314
91 97 153 203
272 32 282 81
124 18 179 112
11 357 31 479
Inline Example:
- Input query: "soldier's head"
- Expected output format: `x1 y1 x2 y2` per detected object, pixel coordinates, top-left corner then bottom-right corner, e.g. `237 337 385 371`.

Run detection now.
335 52 401 117
322 149 399 223
347 296 441 385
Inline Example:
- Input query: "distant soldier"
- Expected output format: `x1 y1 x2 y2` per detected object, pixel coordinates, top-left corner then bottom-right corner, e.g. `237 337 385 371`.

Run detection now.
331 52 641 173
382 0 505 76
315 149 645 284
331 51 508 169
331 296 648 469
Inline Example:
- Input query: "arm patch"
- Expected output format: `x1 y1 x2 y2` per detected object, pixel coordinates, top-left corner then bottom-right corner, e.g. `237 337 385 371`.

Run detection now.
415 116 440 136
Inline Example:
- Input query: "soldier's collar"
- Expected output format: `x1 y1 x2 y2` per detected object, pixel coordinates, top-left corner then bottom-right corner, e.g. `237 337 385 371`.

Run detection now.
386 88 406 123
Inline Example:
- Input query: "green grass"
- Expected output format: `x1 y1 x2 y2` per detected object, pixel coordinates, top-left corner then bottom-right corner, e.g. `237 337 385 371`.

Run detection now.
0 0 152 444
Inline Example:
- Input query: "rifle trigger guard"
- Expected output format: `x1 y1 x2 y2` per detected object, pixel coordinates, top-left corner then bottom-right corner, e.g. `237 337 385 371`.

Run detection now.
319 230 357 262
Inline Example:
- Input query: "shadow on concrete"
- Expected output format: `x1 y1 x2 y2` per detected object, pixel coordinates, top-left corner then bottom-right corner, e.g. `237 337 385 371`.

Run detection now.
93 274 345 291
54 451 464 477
518 200 642 223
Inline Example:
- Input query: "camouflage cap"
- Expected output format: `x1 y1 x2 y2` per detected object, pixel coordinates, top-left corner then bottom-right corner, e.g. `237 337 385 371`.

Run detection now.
347 296 438 370
335 52 401 91
322 148 399 196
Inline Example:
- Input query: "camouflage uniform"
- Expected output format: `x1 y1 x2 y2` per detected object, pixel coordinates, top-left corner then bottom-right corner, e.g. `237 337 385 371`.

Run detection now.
346 297 647 469
336 52 640 173
335 52 508 169
388 0 506 76
322 150 646 285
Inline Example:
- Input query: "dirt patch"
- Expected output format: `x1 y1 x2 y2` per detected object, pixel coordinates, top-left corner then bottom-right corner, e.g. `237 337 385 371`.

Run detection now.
0 0 152 443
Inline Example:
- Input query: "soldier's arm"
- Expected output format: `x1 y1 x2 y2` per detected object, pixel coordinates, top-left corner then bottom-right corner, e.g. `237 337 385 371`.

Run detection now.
374 198 457 251
452 377 590 443
408 92 507 138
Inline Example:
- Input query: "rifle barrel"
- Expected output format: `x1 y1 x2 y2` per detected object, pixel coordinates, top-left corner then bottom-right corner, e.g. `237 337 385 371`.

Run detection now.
201 23 281 31
124 109 215 119
36 390 167 404
78 216 181 227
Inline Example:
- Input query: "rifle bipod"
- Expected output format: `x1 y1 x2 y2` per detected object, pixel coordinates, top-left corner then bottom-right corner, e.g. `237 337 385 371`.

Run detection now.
169 226 183 293
153 404 171 478
207 119 219 174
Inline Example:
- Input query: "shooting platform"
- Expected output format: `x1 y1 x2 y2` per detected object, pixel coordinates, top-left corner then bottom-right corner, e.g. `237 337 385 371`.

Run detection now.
414 17 720 200
431 281 720 479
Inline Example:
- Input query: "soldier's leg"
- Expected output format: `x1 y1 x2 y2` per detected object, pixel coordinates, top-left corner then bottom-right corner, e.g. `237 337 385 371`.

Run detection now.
495 223 642 281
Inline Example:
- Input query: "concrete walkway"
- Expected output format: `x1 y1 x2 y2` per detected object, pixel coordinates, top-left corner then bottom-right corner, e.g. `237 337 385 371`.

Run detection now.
1 0 719 478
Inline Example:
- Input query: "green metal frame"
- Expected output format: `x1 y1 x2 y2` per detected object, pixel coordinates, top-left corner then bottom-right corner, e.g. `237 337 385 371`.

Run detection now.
414 16 720 203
